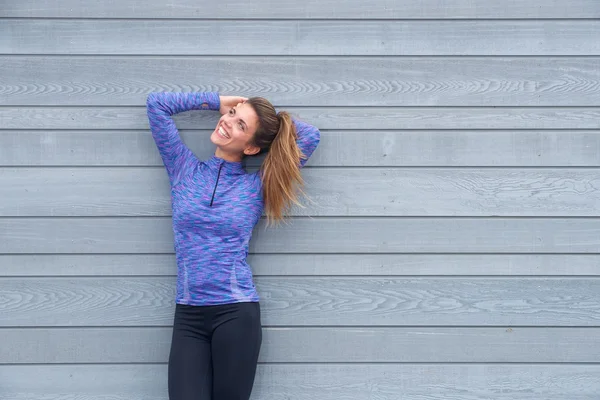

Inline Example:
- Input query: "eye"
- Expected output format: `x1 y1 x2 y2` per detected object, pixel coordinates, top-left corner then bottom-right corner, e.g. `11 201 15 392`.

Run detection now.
238 122 244 130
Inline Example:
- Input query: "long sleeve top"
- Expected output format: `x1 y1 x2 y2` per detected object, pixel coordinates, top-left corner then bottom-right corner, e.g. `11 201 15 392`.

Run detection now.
146 92 320 306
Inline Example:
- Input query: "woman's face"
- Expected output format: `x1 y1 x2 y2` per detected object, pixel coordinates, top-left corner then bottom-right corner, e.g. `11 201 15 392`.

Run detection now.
210 103 260 157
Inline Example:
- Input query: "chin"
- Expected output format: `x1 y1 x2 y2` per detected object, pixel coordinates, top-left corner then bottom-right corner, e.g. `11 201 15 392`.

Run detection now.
210 131 220 145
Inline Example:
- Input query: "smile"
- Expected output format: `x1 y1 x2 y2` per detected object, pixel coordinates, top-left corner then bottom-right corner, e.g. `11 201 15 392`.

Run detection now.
218 124 231 139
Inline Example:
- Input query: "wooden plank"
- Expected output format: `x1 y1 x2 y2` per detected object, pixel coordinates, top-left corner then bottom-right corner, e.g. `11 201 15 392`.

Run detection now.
5 20 600 56
4 167 600 217
4 130 600 167
4 0 600 18
2 327 599 363
4 107 600 130
0 277 598 326
4 254 600 276
2 217 600 254
3 57 599 106
3 364 600 400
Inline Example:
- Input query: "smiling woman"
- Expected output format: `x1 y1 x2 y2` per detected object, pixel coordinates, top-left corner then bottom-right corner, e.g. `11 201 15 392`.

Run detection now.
145 91 320 400
210 97 260 157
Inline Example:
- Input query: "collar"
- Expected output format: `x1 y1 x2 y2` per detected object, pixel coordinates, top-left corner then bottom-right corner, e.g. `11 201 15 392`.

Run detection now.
208 155 245 174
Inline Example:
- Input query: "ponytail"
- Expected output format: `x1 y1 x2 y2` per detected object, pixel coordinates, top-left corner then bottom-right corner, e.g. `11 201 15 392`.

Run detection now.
260 112 306 224
245 97 307 225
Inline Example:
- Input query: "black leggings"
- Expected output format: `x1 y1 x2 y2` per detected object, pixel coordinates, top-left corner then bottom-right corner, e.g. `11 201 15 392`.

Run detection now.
168 302 262 400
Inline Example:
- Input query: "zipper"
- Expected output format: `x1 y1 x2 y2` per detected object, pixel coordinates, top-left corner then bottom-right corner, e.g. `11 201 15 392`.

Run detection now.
210 162 224 207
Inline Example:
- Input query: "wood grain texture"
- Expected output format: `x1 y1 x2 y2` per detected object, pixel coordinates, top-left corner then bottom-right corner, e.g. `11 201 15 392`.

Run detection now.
1 277 598 326
0 364 600 400
3 167 600 217
2 57 600 106
5 1 600 397
4 0 600 18
2 327 599 363
4 107 600 130
4 254 600 276
4 364 600 400
4 130 600 167
5 20 600 55
2 217 600 254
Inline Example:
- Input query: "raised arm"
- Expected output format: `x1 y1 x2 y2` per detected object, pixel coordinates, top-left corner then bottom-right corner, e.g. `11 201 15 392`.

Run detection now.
293 118 321 167
146 91 220 186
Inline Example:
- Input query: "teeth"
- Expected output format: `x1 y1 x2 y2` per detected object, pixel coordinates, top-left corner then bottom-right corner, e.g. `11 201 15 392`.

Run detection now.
218 126 230 139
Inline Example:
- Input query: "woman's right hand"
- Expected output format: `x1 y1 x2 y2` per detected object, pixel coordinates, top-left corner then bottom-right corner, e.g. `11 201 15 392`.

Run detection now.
219 96 248 115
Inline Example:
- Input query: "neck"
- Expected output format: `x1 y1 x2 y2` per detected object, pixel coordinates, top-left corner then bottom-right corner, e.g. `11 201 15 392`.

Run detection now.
214 148 243 163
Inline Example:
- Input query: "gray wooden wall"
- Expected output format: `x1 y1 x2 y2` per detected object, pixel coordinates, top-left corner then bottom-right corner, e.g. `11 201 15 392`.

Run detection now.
2 1 600 399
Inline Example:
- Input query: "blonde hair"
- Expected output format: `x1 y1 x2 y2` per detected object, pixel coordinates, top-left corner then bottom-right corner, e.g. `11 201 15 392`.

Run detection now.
246 97 305 224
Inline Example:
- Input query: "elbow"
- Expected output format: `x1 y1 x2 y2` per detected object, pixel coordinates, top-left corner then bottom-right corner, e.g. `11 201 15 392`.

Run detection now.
294 118 321 143
311 127 321 148
146 92 169 116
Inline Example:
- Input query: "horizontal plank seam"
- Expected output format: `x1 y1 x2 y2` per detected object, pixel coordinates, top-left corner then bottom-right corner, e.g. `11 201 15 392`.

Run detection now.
3 129 600 132
3 252 600 256
4 129 600 133
2 275 599 279
6 165 600 169
3 17 600 22
4 166 600 170
3 105 600 109
6 54 600 57
3 216 600 220
2 252 600 256
3 362 600 366
4 55 600 59
2 325 599 329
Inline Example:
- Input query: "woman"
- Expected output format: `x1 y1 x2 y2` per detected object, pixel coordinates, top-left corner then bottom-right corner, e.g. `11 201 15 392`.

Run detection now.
146 91 320 400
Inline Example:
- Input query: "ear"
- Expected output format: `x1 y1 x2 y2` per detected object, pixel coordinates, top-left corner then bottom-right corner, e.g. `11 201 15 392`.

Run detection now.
243 144 261 156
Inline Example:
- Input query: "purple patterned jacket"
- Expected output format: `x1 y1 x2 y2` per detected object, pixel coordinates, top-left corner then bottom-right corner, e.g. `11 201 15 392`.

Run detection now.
146 92 320 306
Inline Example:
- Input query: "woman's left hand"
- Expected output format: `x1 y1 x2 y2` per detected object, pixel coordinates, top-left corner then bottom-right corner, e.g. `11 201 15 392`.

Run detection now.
219 96 248 115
